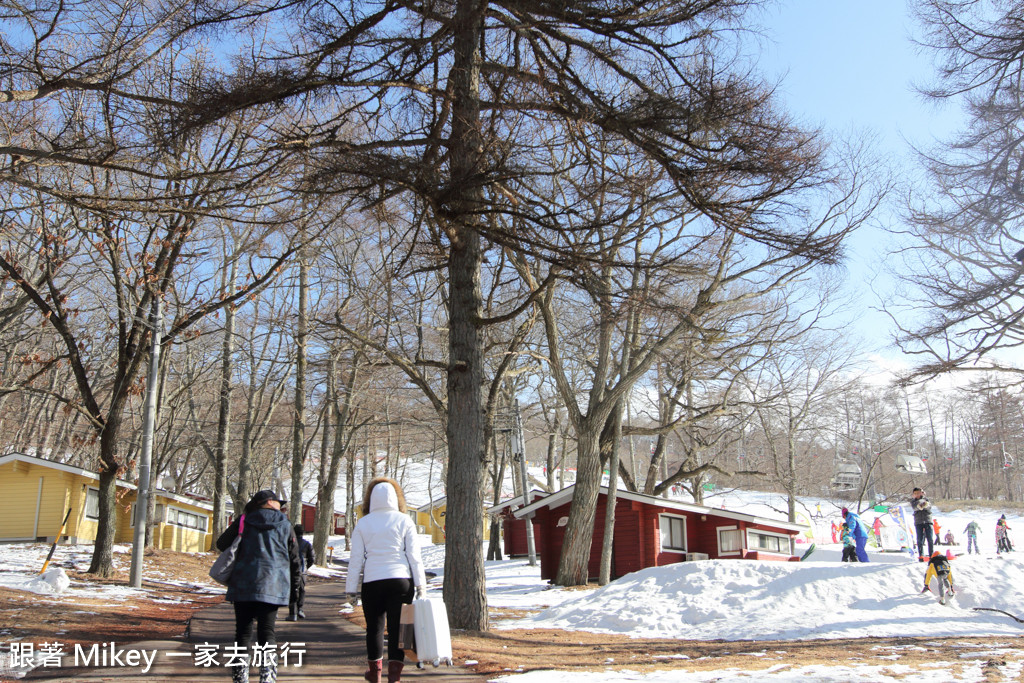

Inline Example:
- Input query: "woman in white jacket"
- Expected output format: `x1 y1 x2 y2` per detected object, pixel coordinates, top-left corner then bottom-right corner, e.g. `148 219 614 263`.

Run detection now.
346 477 426 683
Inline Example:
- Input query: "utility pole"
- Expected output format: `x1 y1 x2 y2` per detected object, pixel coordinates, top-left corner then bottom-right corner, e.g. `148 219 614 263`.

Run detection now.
512 399 537 567
130 296 162 588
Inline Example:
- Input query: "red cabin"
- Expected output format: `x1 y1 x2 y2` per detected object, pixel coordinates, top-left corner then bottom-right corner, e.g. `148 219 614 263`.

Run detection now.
300 502 346 535
489 489 549 557
513 485 807 582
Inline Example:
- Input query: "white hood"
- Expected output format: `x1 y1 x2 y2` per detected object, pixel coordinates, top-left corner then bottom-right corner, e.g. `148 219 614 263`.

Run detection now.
345 482 427 592
370 481 400 513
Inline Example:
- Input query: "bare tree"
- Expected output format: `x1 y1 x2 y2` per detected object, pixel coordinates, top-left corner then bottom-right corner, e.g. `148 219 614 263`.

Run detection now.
890 1 1024 381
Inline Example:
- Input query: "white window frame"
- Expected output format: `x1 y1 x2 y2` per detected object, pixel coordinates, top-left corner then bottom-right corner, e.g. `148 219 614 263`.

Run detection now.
746 529 794 556
717 525 743 556
167 505 209 532
659 514 687 552
85 487 100 520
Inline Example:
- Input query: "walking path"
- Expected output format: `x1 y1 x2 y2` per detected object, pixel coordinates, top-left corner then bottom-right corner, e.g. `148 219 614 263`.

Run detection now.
24 581 486 683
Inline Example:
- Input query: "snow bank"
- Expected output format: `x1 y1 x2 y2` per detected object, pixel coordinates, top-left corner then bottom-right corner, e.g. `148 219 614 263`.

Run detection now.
505 554 1024 640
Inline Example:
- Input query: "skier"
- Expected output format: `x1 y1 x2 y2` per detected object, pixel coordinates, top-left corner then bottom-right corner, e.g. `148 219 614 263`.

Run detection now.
909 488 934 561
842 507 870 562
963 520 981 555
840 523 857 562
921 550 956 604
996 515 1014 554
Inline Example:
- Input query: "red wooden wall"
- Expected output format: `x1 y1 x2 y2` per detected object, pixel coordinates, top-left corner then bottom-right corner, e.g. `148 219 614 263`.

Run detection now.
524 492 799 582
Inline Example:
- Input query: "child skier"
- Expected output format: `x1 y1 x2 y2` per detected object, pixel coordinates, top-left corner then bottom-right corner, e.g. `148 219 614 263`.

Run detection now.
840 523 857 562
964 520 981 554
922 550 956 604
997 515 1014 553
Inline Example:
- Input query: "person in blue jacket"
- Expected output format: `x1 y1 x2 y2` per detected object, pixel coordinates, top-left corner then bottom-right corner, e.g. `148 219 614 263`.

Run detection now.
216 489 300 683
842 507 870 562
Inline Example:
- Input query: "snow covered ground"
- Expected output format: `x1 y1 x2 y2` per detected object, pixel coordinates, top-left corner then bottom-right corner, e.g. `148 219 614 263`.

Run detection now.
350 490 1024 683
4 489 1024 683
0 543 211 600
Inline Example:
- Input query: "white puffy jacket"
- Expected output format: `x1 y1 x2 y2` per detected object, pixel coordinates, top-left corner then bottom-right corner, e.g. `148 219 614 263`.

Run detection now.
345 481 427 592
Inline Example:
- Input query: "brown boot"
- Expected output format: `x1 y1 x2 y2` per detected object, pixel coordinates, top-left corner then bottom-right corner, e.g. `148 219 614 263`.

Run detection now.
387 660 404 683
364 659 383 683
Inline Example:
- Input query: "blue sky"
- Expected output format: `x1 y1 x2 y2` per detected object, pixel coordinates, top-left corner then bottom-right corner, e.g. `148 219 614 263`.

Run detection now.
760 0 964 362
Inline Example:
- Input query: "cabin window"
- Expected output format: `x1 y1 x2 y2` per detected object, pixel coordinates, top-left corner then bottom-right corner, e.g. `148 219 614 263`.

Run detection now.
85 487 100 520
659 514 687 552
167 506 208 532
718 526 742 554
747 530 792 555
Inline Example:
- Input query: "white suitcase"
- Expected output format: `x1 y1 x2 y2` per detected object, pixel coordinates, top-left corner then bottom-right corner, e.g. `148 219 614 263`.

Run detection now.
412 597 453 667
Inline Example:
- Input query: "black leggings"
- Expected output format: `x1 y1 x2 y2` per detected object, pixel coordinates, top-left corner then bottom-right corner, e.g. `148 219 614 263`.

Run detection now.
361 578 412 662
234 600 279 649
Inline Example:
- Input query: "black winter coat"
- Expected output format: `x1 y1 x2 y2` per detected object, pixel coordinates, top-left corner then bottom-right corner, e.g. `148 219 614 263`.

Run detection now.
216 507 300 606
298 538 314 573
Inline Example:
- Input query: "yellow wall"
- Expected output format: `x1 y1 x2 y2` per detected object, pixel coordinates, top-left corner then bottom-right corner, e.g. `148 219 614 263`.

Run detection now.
158 523 211 552
0 458 213 551
415 502 490 544
0 460 89 541
414 502 447 544
153 494 214 551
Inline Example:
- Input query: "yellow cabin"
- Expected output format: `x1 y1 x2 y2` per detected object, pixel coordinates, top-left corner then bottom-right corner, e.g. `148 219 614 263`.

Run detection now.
413 497 490 545
0 452 214 552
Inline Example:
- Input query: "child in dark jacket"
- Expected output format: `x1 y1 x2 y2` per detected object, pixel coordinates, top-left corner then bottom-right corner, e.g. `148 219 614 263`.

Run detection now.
840 523 857 562
287 524 315 620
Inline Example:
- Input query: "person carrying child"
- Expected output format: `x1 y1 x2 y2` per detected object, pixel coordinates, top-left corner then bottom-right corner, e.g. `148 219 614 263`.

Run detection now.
910 488 934 561
840 523 857 562
842 507 870 562
921 550 956 603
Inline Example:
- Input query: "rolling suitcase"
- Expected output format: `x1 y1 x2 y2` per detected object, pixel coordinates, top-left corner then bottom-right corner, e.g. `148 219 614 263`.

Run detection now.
412 597 453 667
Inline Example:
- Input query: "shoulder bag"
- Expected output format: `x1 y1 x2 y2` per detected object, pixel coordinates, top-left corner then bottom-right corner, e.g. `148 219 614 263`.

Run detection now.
209 514 245 585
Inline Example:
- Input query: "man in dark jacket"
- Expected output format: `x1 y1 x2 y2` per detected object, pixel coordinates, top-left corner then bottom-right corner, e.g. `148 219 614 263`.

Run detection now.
287 524 315 621
216 490 300 683
910 487 934 561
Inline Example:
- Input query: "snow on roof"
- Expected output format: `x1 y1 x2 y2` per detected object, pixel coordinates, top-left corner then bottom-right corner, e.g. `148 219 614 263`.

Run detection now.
487 489 550 515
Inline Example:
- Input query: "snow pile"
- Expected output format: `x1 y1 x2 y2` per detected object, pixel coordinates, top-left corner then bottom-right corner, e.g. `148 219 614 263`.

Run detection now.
1 566 71 596
30 567 70 595
507 554 1024 640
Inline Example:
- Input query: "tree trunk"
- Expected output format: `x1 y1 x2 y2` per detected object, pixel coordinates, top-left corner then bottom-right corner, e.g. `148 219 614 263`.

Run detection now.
444 231 488 629
555 425 601 586
213 272 235 534
441 0 488 632
88 415 124 577
314 353 359 564
486 431 506 561
599 403 624 585
290 250 309 523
